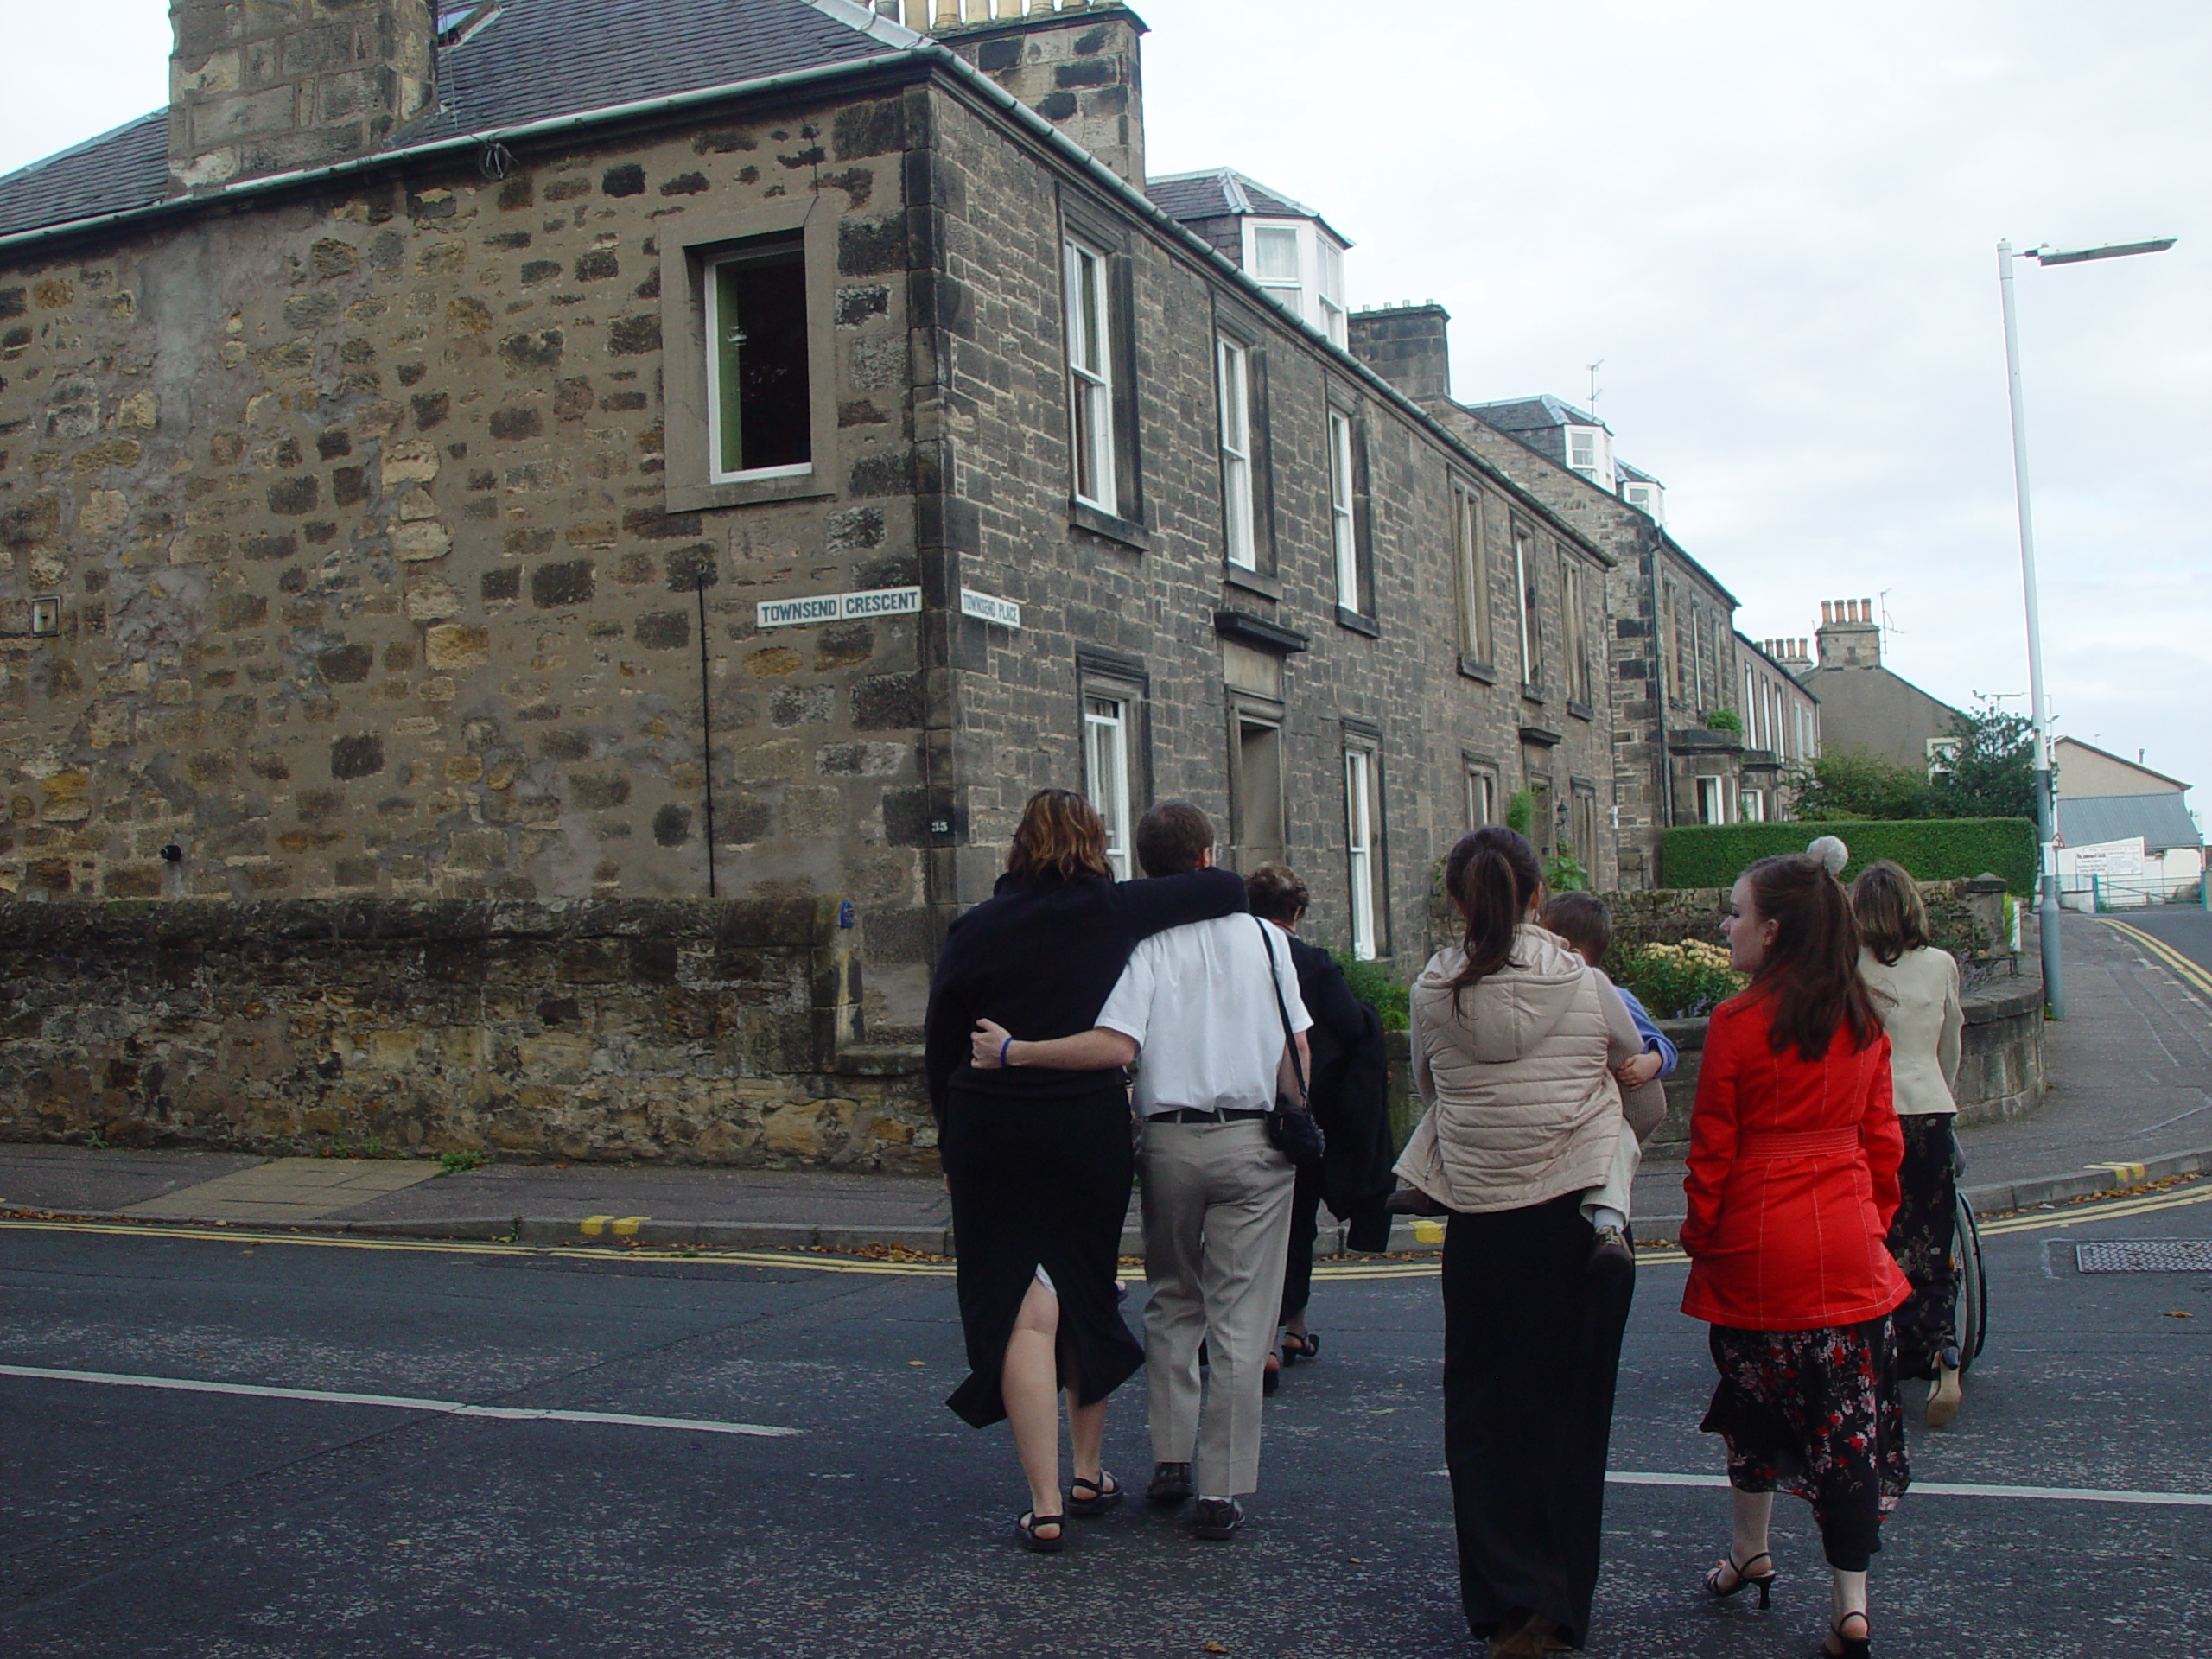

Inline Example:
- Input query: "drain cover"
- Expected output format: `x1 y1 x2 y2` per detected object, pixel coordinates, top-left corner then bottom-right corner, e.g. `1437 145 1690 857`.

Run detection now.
2075 1240 2212 1274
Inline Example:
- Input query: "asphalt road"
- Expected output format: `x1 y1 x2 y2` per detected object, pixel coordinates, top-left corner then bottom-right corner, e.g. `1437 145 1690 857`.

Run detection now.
2123 907 2212 976
4 1183 2209 1659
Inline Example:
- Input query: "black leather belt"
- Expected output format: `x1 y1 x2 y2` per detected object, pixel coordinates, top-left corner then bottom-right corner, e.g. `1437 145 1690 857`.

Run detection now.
1150 1108 1268 1124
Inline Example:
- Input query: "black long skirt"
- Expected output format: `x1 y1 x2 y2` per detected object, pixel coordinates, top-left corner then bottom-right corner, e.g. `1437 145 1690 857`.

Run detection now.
940 1080 1146 1428
1885 1114 1960 1381
1441 1191 1634 1649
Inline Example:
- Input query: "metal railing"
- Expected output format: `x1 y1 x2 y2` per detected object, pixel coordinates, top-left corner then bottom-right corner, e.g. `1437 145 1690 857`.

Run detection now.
2063 873 2209 913
874 0 1118 28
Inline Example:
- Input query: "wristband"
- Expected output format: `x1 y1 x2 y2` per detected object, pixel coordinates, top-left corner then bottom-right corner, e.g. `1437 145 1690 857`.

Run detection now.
999 1036 1014 1069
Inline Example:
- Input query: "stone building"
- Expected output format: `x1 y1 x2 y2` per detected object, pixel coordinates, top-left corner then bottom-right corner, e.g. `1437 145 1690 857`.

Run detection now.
0 0 1621 1161
1735 631 1819 821
1349 326 1767 881
1794 598 1959 773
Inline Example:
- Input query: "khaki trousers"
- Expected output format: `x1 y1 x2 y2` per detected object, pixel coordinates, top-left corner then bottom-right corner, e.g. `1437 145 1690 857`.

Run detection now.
1138 1116 1297 1497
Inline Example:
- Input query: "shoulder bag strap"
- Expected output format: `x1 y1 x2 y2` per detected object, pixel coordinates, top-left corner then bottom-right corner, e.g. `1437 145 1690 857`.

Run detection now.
1253 915 1308 1103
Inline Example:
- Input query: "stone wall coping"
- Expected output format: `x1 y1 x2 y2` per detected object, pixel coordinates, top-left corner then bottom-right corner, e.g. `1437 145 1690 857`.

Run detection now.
1961 977 2043 1025
0 897 824 950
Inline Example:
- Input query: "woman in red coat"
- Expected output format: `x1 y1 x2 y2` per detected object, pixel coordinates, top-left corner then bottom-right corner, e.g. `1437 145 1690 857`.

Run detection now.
1681 855 1910 1659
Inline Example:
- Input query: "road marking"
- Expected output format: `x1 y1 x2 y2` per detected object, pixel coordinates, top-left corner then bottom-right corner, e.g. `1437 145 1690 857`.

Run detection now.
4 1174 2204 1276
2103 919 2212 1003
1599 1470 2212 1508
1980 1180 2212 1235
0 1363 802 1437
578 1215 613 1236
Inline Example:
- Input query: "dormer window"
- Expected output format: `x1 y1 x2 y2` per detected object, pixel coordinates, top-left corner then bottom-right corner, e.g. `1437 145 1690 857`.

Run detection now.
1242 218 1350 346
1623 480 1664 524
1564 423 1611 486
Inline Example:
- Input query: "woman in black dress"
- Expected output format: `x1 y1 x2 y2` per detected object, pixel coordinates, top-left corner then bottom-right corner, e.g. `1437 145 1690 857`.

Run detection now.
923 788 1246 1551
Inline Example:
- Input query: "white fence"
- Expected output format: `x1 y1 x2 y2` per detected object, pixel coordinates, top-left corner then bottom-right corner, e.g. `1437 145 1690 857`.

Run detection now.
873 0 1118 28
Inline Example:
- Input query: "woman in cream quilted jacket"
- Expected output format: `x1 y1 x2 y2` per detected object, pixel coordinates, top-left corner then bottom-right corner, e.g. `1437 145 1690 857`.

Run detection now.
1393 826 1653 1657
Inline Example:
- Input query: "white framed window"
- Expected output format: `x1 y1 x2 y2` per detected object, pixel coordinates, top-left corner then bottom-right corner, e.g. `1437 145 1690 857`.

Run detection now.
1316 237 1347 346
1514 522 1539 685
1562 557 1589 705
1564 424 1610 486
1065 237 1116 514
1251 225 1301 305
1697 775 1724 825
1243 219 1351 344
1328 410 1359 610
1742 788 1766 823
1217 337 1255 569
1455 486 1491 662
1466 766 1497 829
704 238 812 483
1346 747 1378 960
1083 695 1133 880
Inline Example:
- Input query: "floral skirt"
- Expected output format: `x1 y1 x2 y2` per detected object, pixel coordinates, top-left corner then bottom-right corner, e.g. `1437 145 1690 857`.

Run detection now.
1701 1318 1910 1572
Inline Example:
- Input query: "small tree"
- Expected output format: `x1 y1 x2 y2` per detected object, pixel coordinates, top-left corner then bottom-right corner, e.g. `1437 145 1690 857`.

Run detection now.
1928 697 2037 820
1782 747 1934 821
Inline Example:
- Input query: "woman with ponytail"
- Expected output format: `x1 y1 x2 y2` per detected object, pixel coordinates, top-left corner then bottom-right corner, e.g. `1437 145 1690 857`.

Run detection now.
1683 855 1910 1659
1393 827 1648 1656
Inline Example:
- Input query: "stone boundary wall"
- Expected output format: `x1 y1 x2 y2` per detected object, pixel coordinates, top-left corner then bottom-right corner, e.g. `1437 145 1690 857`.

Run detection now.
0 898 934 1169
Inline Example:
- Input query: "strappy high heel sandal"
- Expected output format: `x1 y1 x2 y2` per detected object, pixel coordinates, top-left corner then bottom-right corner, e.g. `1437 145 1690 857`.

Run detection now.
1281 1330 1321 1364
1704 1549 1777 1609
1066 1471 1122 1516
1016 1510 1065 1553
1822 1611 1871 1657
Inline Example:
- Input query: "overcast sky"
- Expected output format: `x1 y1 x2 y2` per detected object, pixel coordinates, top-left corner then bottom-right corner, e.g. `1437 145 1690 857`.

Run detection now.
5 1 2207 816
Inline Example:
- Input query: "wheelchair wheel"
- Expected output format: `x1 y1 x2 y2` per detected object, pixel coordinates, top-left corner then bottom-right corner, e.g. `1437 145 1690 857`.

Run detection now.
1952 1190 1988 1370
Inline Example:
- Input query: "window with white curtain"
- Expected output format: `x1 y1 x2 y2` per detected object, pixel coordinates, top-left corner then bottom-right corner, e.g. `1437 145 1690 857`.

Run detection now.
1083 695 1132 880
1328 410 1359 611
1514 523 1540 685
1455 486 1491 663
1065 237 1116 513
1345 746 1379 960
1217 337 1255 569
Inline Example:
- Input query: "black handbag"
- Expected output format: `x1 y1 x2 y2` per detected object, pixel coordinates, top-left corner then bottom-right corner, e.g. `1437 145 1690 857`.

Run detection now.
1255 917 1325 1170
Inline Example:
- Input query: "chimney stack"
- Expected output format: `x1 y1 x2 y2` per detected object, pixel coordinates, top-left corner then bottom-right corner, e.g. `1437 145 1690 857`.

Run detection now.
1815 597 1881 671
167 0 435 194
928 2 1147 187
1347 302 1453 402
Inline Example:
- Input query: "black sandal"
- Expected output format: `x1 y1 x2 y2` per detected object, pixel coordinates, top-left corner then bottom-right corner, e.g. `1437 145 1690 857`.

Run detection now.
1066 1471 1122 1516
1016 1510 1065 1553
1822 1611 1871 1658
1704 1549 1777 1609
1281 1331 1320 1363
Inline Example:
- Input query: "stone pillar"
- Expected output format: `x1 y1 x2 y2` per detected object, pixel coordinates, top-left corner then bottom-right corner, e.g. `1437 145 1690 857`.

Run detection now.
1347 303 1452 401
936 3 1147 186
168 0 436 194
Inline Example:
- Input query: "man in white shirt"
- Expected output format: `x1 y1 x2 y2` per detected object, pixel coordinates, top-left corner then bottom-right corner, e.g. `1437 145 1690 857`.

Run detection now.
976 800 1310 1540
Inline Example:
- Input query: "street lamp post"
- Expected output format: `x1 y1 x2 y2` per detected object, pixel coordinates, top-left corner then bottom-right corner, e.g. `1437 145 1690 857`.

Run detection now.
1996 235 2176 1020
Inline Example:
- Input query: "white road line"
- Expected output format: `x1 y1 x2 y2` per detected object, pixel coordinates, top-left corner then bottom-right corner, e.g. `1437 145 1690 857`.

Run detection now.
1600 1470 2212 1508
0 1364 801 1438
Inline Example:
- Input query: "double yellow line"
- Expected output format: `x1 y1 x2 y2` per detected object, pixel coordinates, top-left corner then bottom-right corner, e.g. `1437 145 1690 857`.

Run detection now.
2104 918 2212 1006
8 1175 2208 1276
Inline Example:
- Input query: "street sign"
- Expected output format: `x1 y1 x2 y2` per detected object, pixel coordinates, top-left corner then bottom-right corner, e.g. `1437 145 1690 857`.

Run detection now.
756 587 921 630
959 588 1021 629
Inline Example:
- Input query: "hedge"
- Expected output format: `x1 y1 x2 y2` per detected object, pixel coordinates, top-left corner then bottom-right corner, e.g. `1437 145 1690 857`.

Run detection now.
1660 818 2037 895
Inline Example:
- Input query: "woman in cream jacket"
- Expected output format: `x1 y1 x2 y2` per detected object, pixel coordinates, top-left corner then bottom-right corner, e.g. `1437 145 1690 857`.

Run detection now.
1393 827 1656 1657
1850 860 1966 1426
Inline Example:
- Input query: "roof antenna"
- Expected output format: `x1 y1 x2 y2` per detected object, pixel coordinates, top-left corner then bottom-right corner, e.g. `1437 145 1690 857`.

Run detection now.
1878 588 1899 637
1586 359 1604 418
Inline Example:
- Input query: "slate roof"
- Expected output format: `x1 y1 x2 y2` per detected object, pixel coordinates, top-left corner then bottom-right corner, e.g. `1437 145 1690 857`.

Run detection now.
1465 393 1607 435
0 0 904 239
1145 168 1351 245
2057 792 2202 853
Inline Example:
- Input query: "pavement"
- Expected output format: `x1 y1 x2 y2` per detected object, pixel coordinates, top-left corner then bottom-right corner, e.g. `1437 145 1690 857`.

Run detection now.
3 910 2209 1255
